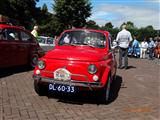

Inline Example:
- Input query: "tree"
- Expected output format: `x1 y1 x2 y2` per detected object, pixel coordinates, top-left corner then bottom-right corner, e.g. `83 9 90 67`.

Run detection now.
101 22 113 31
0 0 39 29
0 0 10 16
138 26 157 41
104 22 114 29
86 20 99 29
53 0 92 30
100 22 119 39
42 3 48 13
36 3 52 26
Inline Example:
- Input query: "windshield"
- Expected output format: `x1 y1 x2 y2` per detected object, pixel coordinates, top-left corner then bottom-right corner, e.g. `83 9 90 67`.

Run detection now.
58 30 106 48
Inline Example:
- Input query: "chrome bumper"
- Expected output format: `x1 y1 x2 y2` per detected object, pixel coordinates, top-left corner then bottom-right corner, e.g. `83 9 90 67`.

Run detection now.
33 75 103 90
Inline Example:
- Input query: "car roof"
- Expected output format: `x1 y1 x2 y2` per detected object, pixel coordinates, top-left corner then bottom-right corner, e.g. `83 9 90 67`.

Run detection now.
63 28 109 35
0 24 27 32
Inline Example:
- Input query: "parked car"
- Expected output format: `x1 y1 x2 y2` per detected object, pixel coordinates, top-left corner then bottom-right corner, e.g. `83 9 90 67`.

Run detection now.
128 47 140 58
0 24 44 68
37 36 55 52
33 28 117 103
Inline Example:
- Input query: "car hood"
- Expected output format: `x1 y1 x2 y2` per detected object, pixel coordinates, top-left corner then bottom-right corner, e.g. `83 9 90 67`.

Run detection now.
44 47 107 62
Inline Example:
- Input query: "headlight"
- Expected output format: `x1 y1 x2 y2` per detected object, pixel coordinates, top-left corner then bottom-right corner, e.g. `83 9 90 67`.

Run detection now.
88 64 97 74
37 60 45 69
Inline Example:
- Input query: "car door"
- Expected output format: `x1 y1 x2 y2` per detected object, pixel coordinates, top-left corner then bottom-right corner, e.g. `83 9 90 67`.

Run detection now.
0 28 12 68
15 29 31 65
6 28 28 66
108 34 117 76
19 30 33 65
0 28 20 67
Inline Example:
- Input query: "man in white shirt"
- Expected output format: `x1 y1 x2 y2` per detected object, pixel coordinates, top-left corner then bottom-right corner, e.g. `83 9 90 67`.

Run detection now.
116 25 132 69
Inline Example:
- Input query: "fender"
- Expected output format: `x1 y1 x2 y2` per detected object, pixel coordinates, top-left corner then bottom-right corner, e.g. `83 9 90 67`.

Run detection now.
101 66 111 87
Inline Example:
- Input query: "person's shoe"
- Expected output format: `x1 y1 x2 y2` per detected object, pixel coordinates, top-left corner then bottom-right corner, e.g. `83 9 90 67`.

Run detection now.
118 66 124 69
121 82 127 88
124 67 129 69
149 58 153 60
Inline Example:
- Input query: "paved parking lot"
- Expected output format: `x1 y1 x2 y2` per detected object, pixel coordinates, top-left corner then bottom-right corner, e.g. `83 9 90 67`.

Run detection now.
0 57 160 120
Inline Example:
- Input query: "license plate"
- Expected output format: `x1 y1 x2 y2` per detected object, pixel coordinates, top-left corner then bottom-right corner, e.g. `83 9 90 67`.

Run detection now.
49 83 75 93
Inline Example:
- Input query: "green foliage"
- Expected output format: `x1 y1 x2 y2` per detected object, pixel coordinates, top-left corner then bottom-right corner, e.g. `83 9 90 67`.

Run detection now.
39 16 64 36
0 0 39 29
86 20 99 29
103 22 114 29
101 22 114 33
0 0 157 39
137 26 157 41
53 0 92 30
42 3 48 12
0 0 10 16
36 4 53 28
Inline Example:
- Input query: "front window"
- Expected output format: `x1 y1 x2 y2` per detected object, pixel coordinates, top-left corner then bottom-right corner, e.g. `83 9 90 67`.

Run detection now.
58 30 106 48
0 29 6 40
5 29 19 41
21 31 32 42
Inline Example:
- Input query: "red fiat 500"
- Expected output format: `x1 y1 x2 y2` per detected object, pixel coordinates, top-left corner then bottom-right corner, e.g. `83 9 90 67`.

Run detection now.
33 29 117 103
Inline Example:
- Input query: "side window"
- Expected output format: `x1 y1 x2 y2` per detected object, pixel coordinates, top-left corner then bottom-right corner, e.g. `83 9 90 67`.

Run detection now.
0 29 6 40
21 31 32 42
6 29 19 41
108 35 112 50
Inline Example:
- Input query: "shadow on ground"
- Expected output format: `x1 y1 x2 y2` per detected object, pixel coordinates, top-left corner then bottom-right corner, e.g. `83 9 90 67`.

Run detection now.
127 65 136 69
0 66 33 78
46 75 122 105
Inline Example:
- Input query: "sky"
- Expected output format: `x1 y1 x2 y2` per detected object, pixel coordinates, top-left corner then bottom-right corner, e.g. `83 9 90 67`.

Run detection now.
36 0 160 29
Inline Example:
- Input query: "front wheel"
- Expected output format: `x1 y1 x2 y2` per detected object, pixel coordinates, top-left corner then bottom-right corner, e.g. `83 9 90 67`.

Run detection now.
101 76 111 104
34 80 45 96
30 54 39 67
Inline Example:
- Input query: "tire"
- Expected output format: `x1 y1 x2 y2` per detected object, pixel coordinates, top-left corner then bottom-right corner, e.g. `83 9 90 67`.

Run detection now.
101 76 111 104
34 80 45 96
30 54 39 67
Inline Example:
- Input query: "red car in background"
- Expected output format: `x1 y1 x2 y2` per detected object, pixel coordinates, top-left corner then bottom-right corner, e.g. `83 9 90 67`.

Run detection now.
0 24 44 68
33 28 117 103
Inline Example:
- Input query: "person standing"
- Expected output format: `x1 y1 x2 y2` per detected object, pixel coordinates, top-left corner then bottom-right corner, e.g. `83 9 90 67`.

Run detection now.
148 37 155 60
31 25 39 38
154 37 160 59
116 25 132 69
140 38 148 59
132 36 139 57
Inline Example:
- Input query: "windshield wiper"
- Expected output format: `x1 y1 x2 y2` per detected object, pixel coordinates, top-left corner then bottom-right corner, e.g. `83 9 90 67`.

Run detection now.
81 43 96 48
62 43 76 46
70 43 77 46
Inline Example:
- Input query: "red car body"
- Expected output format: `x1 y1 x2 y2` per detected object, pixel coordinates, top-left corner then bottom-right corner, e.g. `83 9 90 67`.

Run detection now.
33 28 117 103
0 24 44 68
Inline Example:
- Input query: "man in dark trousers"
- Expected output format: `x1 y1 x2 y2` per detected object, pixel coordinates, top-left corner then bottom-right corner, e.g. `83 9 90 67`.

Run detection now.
116 25 132 69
